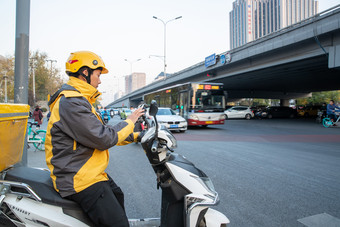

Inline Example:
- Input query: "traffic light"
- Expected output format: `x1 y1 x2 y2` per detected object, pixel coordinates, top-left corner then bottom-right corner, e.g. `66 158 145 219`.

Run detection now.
207 73 216 77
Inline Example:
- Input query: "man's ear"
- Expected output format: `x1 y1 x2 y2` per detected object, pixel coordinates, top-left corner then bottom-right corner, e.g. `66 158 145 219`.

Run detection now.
78 74 87 82
82 68 89 77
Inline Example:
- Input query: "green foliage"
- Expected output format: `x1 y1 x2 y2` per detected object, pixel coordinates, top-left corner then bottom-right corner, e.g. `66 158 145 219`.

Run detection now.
0 51 65 105
0 55 15 102
296 90 340 106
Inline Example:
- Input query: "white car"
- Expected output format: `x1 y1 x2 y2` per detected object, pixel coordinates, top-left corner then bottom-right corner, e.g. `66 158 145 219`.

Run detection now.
224 106 254 120
154 108 188 132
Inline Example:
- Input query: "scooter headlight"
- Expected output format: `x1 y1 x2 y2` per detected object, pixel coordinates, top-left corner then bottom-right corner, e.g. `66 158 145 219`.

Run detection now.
185 177 219 211
185 196 205 210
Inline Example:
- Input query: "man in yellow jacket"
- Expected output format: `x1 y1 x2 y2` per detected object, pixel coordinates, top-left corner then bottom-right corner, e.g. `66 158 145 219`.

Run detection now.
45 51 144 226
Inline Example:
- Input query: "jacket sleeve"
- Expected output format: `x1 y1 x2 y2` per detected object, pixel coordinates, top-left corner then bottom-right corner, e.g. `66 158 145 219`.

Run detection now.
58 96 134 150
336 105 340 112
327 104 332 113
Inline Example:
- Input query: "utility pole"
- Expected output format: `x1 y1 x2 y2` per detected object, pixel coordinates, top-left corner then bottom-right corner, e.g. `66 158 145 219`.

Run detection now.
14 0 30 167
14 0 30 105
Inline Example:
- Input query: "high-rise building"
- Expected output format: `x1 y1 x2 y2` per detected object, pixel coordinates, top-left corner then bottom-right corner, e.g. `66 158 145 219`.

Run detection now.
124 72 146 94
230 0 319 49
114 90 124 101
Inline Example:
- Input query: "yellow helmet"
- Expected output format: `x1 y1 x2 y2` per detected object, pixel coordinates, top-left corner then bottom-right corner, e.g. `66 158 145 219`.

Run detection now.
65 51 109 74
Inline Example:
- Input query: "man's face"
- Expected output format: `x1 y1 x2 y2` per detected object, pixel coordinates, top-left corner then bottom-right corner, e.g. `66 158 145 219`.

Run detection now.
330 101 334 105
90 69 102 88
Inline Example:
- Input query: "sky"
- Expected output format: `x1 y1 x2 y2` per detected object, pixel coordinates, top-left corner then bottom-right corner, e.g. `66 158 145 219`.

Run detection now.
0 0 339 106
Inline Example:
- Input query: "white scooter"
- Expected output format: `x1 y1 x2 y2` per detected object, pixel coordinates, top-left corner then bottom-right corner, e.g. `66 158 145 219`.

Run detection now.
0 100 229 227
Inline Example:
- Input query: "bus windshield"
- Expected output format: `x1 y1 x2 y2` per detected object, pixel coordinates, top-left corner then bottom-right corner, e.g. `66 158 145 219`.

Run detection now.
192 90 225 110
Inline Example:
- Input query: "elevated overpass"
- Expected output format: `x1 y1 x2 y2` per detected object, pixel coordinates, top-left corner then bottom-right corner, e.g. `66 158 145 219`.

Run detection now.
107 5 340 108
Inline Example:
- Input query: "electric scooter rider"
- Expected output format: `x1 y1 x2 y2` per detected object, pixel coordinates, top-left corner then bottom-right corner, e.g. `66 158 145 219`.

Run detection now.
45 51 145 227
327 100 340 125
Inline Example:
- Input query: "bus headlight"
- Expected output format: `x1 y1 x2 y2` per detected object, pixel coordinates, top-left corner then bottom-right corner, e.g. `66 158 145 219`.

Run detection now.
220 114 226 120
189 114 199 120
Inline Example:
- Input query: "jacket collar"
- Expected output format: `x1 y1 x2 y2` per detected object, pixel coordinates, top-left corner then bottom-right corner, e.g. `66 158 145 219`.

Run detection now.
67 77 101 104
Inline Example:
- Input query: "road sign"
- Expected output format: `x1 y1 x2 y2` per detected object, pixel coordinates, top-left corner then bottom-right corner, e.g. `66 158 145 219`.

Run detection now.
220 55 226 64
225 52 232 63
205 53 217 68
220 52 232 65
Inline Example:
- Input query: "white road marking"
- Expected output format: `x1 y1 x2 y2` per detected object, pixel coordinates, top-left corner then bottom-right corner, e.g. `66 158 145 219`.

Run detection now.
298 213 340 227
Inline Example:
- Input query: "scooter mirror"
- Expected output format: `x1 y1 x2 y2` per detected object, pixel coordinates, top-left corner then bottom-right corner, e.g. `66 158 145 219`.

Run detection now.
149 100 158 117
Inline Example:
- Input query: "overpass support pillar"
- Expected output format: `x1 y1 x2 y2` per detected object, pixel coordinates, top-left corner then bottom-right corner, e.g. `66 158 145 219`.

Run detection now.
329 45 340 69
280 99 290 107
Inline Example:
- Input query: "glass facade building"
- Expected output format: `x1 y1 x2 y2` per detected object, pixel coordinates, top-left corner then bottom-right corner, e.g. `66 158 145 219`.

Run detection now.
230 0 319 49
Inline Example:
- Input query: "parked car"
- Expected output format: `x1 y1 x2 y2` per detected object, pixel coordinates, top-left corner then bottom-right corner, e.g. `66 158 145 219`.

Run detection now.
297 105 321 117
224 106 254 120
152 107 187 132
265 106 297 119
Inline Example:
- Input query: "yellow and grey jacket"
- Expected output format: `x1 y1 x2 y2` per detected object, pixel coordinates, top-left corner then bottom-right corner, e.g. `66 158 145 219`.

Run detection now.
45 77 138 197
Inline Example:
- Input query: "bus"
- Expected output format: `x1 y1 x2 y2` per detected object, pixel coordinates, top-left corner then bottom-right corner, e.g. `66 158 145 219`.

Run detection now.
144 82 226 126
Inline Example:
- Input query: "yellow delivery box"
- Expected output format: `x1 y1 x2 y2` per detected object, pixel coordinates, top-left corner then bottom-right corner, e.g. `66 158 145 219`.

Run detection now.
0 103 30 171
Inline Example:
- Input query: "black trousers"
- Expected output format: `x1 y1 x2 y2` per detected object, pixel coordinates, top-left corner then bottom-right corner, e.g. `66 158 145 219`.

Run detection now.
328 113 337 122
67 176 129 227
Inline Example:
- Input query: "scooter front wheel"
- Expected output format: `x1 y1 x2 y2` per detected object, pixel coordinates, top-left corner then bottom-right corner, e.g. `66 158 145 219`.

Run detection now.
322 118 333 128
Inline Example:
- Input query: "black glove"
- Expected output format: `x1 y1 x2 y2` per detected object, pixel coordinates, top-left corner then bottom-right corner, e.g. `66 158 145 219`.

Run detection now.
137 130 147 142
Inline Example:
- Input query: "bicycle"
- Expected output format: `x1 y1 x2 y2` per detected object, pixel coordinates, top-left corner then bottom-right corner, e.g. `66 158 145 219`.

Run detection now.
27 121 46 151
322 113 340 128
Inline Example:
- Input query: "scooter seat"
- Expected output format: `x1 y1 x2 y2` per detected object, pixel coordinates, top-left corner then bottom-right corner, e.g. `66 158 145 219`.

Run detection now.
4 166 94 225
4 166 79 209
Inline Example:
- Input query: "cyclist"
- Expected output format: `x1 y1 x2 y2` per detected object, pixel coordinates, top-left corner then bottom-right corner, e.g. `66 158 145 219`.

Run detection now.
327 100 340 126
33 105 43 128
45 51 145 226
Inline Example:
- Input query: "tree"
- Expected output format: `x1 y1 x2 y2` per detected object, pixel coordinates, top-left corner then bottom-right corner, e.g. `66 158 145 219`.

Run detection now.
296 90 340 106
0 51 65 105
29 51 64 105
0 55 15 103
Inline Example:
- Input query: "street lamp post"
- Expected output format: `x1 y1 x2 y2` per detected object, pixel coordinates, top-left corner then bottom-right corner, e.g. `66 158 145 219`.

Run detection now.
3 73 8 103
124 58 141 75
29 58 36 105
152 16 182 78
46 59 57 95
46 59 57 75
